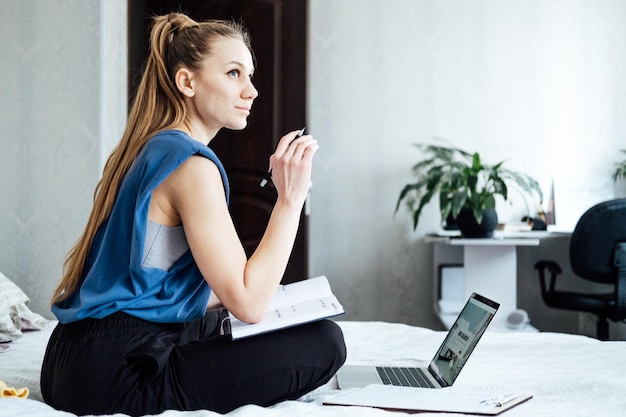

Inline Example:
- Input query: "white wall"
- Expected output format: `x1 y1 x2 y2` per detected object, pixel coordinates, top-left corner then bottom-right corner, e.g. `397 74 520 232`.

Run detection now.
308 0 626 332
0 0 126 318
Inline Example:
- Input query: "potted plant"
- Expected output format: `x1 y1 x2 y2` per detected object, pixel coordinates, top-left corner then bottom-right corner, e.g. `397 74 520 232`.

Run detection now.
395 142 543 237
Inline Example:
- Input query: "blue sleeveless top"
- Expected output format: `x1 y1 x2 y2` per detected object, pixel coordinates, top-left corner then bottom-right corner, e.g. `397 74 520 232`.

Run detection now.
52 130 229 324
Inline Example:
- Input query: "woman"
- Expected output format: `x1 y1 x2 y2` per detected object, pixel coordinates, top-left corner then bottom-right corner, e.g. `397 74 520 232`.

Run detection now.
41 12 346 416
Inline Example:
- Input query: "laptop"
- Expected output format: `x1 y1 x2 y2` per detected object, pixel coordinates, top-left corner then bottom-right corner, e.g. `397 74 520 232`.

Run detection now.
336 292 499 389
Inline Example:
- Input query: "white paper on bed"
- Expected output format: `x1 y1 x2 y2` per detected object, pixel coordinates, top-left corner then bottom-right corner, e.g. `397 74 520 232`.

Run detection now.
227 275 345 340
324 384 533 415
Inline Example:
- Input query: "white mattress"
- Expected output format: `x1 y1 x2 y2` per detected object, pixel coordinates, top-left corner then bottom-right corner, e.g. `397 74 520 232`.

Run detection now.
1 320 625 416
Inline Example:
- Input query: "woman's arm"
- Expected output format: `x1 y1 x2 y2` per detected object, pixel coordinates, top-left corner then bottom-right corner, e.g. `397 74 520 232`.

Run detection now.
152 131 318 323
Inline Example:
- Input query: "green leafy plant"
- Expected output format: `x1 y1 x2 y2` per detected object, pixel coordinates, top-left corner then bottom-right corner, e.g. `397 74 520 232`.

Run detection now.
395 142 544 230
613 149 626 181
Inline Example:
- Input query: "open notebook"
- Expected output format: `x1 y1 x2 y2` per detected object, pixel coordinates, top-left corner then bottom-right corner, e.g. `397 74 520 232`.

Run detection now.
324 385 533 415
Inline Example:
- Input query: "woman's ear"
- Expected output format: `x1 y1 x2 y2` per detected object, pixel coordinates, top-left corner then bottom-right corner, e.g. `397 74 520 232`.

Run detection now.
175 68 195 97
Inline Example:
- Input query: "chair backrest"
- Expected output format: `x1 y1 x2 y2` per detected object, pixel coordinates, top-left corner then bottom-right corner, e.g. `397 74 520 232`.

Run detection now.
569 198 626 284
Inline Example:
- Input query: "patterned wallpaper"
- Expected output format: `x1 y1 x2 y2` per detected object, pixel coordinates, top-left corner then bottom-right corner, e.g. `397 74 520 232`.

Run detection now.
0 0 126 318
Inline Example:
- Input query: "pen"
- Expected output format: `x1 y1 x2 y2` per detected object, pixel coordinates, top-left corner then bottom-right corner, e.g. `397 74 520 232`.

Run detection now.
479 394 517 408
496 395 517 407
260 127 306 187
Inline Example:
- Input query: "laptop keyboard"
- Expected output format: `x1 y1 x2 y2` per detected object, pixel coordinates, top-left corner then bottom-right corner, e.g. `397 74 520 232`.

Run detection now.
376 366 436 388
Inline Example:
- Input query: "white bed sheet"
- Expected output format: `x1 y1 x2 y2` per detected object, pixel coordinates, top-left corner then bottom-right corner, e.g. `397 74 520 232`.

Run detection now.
1 320 625 417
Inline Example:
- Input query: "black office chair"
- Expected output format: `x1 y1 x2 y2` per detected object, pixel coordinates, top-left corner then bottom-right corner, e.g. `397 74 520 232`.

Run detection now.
534 198 626 340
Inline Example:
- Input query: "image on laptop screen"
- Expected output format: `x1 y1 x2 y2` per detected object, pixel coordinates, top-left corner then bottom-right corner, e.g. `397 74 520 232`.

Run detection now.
429 294 498 386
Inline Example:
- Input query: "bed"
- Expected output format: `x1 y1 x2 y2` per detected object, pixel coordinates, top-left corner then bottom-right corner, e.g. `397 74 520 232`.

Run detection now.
2 270 626 417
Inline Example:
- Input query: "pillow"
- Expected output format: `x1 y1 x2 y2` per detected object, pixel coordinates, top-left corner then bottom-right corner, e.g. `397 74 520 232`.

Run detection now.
14 303 52 331
0 272 29 306
0 272 53 343
0 297 22 343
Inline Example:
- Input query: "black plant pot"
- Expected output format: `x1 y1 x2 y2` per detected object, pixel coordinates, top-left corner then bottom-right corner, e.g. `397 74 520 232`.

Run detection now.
443 212 459 230
456 207 498 238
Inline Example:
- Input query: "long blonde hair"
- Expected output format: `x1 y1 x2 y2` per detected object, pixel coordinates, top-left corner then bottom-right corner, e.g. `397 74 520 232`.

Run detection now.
52 13 252 303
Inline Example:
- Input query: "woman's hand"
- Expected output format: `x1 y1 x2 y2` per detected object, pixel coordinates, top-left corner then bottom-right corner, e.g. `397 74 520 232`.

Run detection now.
268 130 319 206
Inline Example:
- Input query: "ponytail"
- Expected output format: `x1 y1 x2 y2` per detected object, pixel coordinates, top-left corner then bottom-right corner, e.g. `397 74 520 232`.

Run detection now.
52 13 251 303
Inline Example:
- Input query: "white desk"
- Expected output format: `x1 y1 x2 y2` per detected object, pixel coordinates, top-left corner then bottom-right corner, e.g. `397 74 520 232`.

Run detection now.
427 231 569 329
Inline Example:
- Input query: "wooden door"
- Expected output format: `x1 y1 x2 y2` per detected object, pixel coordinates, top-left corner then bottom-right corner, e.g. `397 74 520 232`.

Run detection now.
128 0 308 283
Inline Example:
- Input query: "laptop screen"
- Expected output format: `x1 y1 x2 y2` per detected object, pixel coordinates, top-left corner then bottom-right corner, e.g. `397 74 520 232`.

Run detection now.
428 293 499 387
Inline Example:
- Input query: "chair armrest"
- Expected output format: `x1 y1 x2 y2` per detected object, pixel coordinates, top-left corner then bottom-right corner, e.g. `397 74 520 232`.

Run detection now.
534 260 562 299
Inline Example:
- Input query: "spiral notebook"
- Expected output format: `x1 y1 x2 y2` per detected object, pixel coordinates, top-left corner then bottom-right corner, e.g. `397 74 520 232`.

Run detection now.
226 275 344 340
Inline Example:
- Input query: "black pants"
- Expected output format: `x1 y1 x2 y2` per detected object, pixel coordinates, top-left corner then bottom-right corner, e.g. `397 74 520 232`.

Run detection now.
40 311 346 416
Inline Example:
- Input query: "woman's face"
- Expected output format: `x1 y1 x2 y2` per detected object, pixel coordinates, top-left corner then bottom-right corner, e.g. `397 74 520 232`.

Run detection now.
189 36 258 135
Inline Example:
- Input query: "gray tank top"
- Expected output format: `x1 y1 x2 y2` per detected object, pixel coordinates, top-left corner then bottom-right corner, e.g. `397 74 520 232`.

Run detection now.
142 220 189 270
